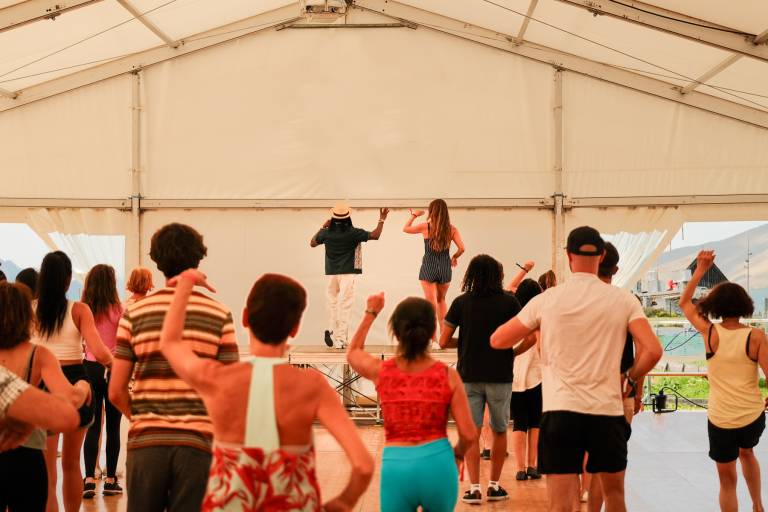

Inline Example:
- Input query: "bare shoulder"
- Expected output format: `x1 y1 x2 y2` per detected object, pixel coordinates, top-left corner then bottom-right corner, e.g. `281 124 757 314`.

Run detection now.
446 366 462 390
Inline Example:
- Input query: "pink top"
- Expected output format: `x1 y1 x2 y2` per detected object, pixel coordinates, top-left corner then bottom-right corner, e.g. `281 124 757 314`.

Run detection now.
85 304 123 361
376 359 453 443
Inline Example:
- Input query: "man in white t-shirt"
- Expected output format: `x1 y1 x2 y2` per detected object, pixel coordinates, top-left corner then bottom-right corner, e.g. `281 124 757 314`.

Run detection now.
491 226 662 512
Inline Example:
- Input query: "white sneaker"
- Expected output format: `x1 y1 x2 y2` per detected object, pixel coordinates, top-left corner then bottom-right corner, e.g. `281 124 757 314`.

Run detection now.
430 342 442 351
580 491 589 503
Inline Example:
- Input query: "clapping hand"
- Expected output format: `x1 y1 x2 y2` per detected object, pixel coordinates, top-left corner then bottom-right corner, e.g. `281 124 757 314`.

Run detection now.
523 260 535 272
168 269 217 293
409 208 425 218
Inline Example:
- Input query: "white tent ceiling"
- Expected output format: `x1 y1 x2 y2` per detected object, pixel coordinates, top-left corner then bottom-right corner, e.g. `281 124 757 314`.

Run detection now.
1 0 767 117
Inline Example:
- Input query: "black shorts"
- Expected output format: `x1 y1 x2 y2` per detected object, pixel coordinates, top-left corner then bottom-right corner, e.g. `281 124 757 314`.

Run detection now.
41 363 88 389
539 411 630 474
511 384 543 432
708 413 765 463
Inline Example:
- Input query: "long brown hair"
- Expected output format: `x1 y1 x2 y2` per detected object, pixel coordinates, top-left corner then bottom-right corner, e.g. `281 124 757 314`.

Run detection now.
427 199 452 252
81 264 120 320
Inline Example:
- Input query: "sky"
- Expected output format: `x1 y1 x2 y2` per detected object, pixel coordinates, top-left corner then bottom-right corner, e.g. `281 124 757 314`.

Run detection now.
668 221 768 250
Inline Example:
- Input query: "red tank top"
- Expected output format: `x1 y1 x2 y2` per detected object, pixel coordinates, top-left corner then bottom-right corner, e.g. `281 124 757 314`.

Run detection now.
376 359 453 443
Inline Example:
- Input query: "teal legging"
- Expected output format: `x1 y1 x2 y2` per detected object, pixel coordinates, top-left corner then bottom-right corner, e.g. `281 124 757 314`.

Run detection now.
380 438 458 512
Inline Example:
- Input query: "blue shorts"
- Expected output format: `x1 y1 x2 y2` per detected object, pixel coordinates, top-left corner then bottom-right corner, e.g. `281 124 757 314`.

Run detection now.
381 438 458 512
464 382 513 433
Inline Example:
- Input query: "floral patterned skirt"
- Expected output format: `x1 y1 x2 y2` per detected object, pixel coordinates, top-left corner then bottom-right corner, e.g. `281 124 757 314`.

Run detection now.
202 444 322 511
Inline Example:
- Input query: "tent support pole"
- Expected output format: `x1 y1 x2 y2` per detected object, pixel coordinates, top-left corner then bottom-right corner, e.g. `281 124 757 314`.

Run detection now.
552 68 566 281
128 71 142 273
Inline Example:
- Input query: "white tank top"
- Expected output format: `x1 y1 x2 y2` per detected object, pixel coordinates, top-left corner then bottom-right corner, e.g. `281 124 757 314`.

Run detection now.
707 324 765 429
31 301 84 361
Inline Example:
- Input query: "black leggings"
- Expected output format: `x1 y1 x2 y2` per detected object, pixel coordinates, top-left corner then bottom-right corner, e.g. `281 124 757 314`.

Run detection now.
0 447 47 512
83 360 122 478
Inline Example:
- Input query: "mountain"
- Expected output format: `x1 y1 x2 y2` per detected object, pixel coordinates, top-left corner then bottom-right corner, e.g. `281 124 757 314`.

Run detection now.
653 223 768 291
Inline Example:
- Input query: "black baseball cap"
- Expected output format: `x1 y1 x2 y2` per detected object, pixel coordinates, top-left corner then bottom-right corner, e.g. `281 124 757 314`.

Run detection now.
567 226 605 256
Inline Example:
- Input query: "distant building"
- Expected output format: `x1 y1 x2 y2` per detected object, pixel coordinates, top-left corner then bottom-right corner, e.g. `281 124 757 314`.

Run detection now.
640 258 729 315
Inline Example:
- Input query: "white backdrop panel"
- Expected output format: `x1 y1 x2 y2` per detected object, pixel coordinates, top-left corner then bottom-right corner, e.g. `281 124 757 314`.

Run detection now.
0 77 132 198
141 208 552 346
142 26 554 199
563 73 768 198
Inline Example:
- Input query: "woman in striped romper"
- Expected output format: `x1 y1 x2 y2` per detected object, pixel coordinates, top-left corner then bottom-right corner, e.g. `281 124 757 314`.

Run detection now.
404 199 465 339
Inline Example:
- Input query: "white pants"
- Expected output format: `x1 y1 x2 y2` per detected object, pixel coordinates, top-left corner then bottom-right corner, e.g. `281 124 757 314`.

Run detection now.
327 274 357 345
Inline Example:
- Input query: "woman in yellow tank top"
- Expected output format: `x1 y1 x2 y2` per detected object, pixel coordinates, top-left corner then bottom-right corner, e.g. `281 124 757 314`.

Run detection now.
680 250 768 512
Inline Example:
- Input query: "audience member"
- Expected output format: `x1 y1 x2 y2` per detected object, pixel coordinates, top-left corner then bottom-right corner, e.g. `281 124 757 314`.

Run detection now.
491 226 662 512
32 251 112 512
440 254 532 504
81 264 124 499
160 270 373 511
0 281 91 512
404 199 465 340
311 203 390 348
510 278 544 482
109 223 239 512
125 267 153 307
680 250 768 512
348 293 477 512
15 268 38 296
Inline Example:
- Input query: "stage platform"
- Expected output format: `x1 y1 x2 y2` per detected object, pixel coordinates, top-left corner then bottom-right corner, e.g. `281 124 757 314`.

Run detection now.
287 345 457 421
80 411 767 511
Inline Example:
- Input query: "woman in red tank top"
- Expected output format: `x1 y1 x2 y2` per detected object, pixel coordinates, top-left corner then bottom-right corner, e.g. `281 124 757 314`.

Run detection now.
347 293 477 512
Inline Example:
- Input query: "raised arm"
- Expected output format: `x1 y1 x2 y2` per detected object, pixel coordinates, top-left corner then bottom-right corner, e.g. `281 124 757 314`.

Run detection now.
450 227 465 267
346 293 385 382
403 209 428 235
447 368 478 464
368 207 390 240
310 219 331 248
316 374 374 511
159 270 225 396
73 302 113 366
679 250 715 334
627 318 663 382
507 261 534 292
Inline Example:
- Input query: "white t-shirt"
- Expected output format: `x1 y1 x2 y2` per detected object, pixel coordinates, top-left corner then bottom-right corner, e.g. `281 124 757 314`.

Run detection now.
516 272 646 416
512 334 542 392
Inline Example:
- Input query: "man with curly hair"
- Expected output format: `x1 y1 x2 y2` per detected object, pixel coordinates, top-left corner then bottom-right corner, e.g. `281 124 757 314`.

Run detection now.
109 223 240 512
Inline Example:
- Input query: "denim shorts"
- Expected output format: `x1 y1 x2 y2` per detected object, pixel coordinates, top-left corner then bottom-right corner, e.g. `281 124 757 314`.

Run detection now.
464 382 513 433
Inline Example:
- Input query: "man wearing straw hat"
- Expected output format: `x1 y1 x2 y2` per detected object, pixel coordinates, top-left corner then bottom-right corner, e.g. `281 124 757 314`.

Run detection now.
311 202 389 348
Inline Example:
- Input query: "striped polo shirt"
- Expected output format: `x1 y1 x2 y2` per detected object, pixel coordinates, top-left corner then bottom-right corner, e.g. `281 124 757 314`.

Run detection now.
115 287 239 453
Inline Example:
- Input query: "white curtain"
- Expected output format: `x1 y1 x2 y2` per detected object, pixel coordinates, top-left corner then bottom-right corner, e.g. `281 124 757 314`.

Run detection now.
602 230 671 289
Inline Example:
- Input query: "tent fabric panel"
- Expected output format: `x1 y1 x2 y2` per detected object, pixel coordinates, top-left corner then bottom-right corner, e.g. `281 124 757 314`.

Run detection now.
0 76 132 198
133 0 294 41
0 1 162 90
704 57 768 113
563 73 768 198
140 208 553 346
142 26 554 200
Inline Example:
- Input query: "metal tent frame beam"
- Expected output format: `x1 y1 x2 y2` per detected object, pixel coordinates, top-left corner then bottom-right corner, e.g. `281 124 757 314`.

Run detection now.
354 0 768 129
514 0 538 45
557 0 768 64
680 28 768 95
0 0 101 33
0 4 302 111
115 0 177 47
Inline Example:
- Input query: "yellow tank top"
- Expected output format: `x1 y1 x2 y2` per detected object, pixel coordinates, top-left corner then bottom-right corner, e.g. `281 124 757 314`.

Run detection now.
707 324 765 429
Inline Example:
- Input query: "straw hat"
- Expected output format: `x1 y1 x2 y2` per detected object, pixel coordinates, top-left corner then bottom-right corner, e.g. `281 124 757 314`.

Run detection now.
330 201 351 219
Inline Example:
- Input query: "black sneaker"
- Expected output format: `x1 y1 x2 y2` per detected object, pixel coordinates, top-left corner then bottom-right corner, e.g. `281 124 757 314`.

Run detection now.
83 479 96 499
103 479 123 495
324 330 334 347
480 448 491 460
526 466 542 479
516 470 528 481
462 489 483 504
487 485 509 501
